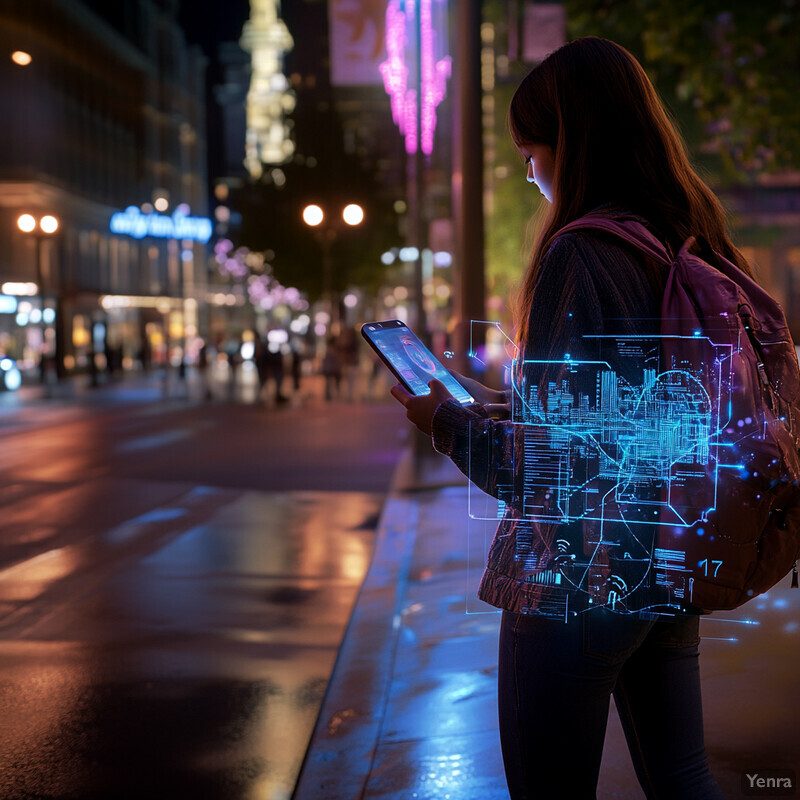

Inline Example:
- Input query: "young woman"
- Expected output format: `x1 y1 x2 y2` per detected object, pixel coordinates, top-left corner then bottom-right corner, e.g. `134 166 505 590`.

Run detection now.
390 37 742 799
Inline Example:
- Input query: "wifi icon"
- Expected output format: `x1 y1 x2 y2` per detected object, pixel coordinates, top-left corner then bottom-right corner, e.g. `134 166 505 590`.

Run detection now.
556 539 570 554
607 574 628 594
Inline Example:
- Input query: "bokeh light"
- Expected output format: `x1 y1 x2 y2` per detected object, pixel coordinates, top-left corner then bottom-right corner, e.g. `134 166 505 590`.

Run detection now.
302 204 324 226
342 204 364 226
17 214 35 233
40 215 59 234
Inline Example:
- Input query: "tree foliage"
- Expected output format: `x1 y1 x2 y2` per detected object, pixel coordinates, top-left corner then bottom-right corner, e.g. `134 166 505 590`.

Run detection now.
483 0 800 323
484 81 547 324
565 0 800 184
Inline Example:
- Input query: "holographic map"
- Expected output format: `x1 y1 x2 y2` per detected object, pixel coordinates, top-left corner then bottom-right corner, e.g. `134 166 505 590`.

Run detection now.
465 324 746 617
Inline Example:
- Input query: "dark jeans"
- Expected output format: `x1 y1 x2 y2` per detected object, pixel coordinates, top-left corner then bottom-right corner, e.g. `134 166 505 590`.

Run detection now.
498 609 727 799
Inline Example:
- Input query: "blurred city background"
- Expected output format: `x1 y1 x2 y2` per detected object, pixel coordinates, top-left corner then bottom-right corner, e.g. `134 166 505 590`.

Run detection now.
0 1 798 799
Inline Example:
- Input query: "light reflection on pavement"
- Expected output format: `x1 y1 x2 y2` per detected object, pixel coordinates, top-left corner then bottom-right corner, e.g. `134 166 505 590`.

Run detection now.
0 387 402 800
0 489 382 800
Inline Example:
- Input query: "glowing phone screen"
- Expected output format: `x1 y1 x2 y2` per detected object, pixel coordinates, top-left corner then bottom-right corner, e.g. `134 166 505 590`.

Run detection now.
362 321 474 406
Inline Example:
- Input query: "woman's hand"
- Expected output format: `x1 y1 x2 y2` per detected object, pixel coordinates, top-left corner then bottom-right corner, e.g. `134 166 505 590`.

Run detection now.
448 369 506 406
390 379 454 436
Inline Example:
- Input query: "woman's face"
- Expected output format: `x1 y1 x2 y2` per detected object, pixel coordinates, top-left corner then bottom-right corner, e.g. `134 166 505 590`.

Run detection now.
517 142 556 203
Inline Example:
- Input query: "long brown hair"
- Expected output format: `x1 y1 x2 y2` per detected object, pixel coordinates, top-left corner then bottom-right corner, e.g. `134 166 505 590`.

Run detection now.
509 36 753 345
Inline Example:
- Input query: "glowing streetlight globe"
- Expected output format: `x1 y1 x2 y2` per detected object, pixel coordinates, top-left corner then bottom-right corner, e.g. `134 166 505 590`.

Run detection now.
342 204 364 226
302 204 324 226
40 215 59 234
17 214 36 233
11 51 32 66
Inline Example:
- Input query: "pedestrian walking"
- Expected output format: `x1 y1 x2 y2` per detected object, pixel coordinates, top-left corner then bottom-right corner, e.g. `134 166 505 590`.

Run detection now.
337 327 360 401
321 336 341 402
224 335 241 400
289 338 304 396
253 333 268 396
265 345 287 405
197 340 212 401
388 37 753 799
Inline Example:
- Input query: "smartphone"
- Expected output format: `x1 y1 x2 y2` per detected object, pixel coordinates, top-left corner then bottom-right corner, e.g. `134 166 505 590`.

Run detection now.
361 319 475 406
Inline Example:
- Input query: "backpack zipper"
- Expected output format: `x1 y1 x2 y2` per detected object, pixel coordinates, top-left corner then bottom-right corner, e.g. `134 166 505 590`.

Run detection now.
740 308 778 410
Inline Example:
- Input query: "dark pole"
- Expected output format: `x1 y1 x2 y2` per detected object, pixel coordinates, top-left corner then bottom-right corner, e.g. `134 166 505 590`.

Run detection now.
53 235 66 381
35 236 46 385
322 231 335 333
178 244 186 381
452 0 485 373
54 293 67 381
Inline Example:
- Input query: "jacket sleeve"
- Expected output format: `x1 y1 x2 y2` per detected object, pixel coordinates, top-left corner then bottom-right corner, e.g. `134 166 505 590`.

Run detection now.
430 399 514 499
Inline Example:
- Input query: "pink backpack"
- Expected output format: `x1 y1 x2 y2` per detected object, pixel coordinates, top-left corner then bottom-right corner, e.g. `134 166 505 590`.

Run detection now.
557 214 800 611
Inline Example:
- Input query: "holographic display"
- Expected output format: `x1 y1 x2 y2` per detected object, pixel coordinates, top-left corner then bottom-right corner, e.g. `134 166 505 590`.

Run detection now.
466 327 750 617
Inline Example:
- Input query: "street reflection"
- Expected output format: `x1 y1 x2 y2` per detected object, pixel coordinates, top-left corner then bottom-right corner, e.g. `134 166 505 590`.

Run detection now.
0 546 76 603
0 491 382 799
0 644 93 797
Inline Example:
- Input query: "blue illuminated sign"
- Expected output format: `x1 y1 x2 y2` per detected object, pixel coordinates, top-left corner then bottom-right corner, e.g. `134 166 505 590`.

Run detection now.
109 206 212 243
0 295 18 314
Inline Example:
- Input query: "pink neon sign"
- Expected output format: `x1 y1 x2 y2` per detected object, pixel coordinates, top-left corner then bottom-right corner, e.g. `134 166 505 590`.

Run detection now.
379 0 451 156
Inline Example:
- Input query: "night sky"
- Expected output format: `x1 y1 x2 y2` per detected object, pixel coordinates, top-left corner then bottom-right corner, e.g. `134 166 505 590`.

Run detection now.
177 0 252 60
175 0 253 189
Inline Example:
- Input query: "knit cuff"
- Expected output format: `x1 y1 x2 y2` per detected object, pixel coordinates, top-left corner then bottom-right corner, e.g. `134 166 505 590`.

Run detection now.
431 399 487 457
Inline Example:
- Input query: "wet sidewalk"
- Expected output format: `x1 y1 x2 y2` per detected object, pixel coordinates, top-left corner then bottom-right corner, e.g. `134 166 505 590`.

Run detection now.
293 446 800 800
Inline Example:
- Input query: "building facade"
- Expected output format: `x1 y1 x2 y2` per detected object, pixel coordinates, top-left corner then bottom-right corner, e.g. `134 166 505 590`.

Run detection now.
0 0 209 379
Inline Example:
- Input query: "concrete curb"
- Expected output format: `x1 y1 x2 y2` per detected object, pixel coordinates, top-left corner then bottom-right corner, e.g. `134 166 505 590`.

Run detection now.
291 448 420 800
291 444 499 800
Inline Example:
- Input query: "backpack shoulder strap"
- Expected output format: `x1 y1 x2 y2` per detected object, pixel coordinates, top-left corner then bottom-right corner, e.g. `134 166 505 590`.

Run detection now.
553 214 676 267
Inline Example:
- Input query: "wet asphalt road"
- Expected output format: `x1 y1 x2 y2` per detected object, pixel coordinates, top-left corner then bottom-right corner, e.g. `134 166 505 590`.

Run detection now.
0 379 406 800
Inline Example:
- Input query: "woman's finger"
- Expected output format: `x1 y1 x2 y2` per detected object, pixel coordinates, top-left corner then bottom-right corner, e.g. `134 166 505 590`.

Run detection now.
428 378 454 401
390 383 412 406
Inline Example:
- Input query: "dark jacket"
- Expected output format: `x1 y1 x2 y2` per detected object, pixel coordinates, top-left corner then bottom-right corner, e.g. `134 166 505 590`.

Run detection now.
431 214 672 616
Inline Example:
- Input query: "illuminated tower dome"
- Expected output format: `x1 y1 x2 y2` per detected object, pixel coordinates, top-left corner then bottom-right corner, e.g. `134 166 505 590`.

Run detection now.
240 0 296 178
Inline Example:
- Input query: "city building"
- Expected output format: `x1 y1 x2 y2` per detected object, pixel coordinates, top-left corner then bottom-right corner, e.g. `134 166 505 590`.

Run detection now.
0 0 210 380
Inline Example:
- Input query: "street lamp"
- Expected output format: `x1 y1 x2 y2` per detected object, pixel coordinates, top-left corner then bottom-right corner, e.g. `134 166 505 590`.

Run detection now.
342 204 364 226
302 204 324 227
17 212 59 384
11 51 32 67
301 203 364 334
